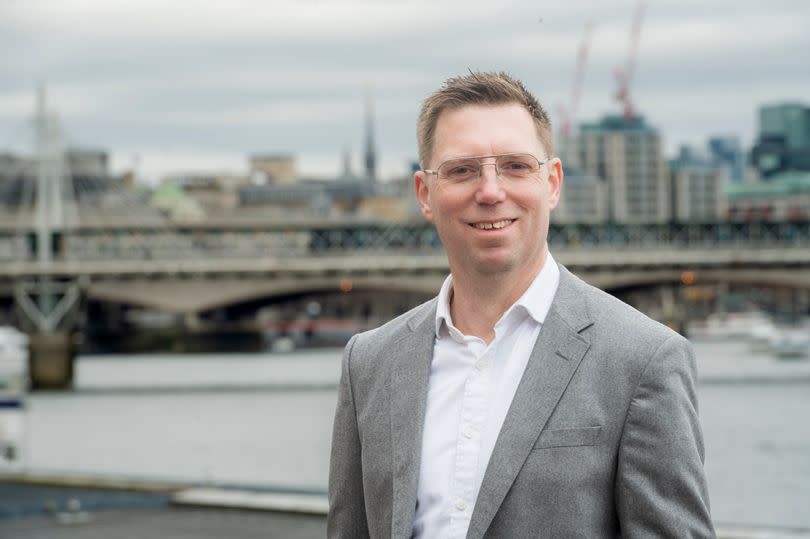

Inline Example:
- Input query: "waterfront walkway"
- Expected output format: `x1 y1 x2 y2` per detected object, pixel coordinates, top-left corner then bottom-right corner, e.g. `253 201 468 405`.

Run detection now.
0 479 326 539
0 506 326 539
0 507 326 539
2 476 809 538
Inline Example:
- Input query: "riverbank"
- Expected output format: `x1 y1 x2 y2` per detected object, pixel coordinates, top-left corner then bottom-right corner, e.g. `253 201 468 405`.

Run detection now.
2 473 810 539
0 472 327 538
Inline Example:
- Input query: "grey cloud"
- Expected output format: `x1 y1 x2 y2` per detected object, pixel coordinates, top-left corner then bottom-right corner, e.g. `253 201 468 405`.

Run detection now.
1 0 808 180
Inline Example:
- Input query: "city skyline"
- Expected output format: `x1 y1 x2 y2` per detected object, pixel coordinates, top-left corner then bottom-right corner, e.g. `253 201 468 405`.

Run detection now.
1 0 808 183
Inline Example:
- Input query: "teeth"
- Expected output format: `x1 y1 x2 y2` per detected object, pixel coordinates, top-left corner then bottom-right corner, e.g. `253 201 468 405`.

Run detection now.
473 219 513 230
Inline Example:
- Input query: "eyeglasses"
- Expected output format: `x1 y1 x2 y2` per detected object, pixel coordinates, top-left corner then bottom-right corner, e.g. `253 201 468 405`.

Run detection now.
423 153 551 185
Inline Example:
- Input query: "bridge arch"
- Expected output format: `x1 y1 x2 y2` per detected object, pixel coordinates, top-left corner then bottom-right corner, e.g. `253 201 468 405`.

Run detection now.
85 274 445 315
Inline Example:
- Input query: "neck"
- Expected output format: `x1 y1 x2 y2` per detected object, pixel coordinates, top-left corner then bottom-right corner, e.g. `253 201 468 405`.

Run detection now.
449 255 547 344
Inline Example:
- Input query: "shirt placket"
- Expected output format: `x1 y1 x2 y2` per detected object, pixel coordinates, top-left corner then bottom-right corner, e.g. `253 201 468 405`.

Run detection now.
448 342 492 537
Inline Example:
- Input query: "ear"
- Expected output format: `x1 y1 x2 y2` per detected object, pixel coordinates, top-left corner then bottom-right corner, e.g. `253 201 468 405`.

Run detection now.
546 157 564 210
414 170 434 222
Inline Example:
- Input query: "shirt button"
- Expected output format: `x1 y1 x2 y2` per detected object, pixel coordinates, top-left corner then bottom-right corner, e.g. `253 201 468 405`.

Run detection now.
463 426 474 438
455 498 467 511
475 360 485 370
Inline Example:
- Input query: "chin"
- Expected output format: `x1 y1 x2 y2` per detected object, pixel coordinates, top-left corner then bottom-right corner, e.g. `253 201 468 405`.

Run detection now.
470 256 516 275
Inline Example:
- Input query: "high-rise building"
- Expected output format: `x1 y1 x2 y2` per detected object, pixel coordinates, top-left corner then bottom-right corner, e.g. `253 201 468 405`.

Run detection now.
750 102 810 178
669 146 726 223
707 136 744 184
760 103 810 148
575 115 669 223
552 167 607 224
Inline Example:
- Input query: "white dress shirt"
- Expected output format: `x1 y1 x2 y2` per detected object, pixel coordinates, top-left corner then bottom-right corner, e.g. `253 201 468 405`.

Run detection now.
411 254 560 539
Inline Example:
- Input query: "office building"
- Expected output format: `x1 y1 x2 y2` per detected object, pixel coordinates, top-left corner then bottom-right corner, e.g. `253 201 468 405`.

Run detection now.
750 102 810 178
669 146 726 223
708 136 744 184
552 167 607 224
726 171 810 221
575 115 669 223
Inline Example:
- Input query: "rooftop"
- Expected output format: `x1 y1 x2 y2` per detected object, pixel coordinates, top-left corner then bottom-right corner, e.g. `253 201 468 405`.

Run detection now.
580 114 657 133
726 171 810 199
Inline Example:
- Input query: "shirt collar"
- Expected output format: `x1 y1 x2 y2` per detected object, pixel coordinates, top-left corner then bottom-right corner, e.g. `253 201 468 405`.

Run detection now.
435 252 560 337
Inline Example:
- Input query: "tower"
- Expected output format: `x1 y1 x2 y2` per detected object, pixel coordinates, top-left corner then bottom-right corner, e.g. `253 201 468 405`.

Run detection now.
364 89 377 183
341 146 353 179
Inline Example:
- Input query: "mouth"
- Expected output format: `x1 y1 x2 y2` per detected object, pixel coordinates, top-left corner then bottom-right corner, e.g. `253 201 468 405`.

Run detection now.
469 219 515 230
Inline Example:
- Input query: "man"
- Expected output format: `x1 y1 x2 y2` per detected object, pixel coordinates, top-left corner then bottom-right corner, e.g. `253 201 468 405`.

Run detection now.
328 71 714 538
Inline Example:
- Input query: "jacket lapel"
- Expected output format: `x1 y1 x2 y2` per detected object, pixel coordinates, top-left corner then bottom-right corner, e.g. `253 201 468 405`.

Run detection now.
466 266 593 539
390 300 437 539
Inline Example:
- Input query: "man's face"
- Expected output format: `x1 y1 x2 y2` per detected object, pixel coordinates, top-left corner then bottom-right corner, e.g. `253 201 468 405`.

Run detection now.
414 103 563 279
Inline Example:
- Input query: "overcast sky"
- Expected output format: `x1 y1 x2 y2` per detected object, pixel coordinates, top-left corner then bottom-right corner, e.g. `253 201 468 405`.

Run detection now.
1 0 808 183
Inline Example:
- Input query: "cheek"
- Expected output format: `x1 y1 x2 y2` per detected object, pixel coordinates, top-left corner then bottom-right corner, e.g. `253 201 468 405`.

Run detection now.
433 190 467 215
516 190 546 213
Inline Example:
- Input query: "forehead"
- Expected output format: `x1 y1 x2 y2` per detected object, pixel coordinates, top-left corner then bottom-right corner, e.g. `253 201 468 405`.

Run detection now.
432 103 544 162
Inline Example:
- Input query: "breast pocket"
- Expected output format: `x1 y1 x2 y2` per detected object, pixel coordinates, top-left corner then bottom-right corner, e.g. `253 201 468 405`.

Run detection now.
532 425 602 449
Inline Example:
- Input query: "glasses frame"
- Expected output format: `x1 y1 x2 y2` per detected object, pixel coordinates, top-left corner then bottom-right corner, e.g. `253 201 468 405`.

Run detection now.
423 153 552 184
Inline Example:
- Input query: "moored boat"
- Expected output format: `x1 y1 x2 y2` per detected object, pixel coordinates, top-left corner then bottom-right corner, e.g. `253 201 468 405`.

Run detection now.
0 326 28 467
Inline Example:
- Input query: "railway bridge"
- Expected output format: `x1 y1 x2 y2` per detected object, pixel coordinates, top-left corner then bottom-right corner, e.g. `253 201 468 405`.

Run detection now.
3 219 809 388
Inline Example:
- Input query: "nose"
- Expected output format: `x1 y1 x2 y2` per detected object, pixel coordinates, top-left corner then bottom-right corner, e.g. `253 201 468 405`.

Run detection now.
475 162 505 204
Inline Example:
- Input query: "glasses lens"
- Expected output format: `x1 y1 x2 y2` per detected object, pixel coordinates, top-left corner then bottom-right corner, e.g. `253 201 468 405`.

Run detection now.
438 158 480 183
496 154 540 179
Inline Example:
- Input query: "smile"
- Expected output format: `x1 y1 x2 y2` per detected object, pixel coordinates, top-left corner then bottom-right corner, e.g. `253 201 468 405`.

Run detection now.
470 219 515 230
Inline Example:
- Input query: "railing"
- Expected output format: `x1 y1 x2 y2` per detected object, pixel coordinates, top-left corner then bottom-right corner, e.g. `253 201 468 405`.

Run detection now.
1 220 809 263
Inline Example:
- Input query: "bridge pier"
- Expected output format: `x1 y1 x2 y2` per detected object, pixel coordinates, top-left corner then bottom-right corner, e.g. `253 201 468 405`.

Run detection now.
28 332 76 390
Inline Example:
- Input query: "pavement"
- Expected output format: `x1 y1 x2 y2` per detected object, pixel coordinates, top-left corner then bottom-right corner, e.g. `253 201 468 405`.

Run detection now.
0 506 326 539
3 476 810 539
0 478 326 539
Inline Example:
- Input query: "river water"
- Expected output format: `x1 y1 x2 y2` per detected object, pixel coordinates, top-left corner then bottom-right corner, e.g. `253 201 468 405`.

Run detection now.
13 340 810 529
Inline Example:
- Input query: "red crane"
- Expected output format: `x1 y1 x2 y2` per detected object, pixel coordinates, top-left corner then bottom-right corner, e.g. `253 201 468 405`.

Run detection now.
614 0 645 121
559 22 594 140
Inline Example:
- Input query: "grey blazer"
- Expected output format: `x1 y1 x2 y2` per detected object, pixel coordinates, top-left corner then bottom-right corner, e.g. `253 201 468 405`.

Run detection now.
328 265 715 538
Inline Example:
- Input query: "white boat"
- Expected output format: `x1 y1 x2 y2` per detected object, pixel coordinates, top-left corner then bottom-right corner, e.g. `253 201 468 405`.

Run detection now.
769 328 810 360
690 311 774 340
0 326 28 390
750 321 779 353
0 326 28 467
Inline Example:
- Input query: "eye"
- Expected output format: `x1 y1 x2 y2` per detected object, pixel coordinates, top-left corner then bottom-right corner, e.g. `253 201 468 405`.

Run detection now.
498 155 538 176
502 161 530 171
448 165 476 175
440 159 479 180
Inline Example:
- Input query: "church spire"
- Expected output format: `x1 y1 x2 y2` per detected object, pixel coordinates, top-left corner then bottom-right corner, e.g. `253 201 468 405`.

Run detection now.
364 87 377 183
341 146 352 179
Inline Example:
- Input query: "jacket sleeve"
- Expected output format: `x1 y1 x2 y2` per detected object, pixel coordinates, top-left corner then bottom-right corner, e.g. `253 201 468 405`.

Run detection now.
327 334 371 538
615 334 716 538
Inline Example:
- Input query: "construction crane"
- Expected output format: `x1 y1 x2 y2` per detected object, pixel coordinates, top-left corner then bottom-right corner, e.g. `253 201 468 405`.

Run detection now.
558 22 594 140
614 0 645 121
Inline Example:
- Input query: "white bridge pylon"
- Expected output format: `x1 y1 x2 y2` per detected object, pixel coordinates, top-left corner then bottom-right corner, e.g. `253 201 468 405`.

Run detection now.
14 85 80 332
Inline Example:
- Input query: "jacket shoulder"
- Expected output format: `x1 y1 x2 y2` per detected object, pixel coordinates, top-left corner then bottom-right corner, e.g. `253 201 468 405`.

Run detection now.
348 297 437 364
560 268 687 356
591 282 677 341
